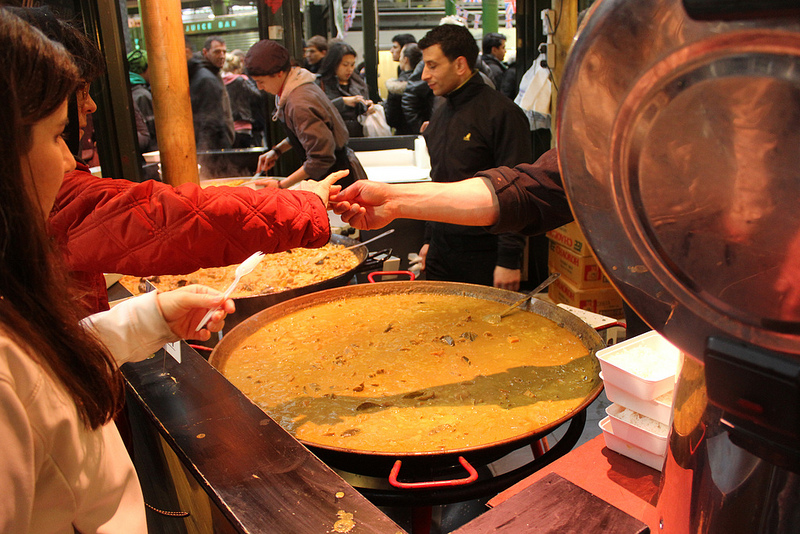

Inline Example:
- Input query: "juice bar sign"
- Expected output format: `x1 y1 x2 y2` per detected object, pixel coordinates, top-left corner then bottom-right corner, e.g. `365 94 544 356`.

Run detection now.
184 15 256 35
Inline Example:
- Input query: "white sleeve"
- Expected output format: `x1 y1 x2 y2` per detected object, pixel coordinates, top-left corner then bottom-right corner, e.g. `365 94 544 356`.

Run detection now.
81 291 177 365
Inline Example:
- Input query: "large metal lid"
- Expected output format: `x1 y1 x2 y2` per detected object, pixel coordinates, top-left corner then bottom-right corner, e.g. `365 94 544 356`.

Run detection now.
557 0 800 359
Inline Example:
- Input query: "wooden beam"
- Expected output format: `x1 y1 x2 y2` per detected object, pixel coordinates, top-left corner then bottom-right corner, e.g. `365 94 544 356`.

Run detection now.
141 0 199 185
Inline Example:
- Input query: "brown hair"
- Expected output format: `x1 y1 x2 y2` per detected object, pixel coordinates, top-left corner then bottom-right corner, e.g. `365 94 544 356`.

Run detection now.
0 9 124 429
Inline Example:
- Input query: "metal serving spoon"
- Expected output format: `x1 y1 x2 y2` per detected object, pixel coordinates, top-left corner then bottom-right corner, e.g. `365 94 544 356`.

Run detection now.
309 228 395 265
483 272 561 325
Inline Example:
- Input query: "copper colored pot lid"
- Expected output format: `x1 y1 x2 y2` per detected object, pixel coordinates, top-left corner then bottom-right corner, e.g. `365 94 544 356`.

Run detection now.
557 0 800 359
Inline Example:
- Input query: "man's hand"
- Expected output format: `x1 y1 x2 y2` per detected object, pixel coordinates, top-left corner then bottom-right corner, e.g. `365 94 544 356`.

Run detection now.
156 285 236 341
252 178 281 188
297 170 348 207
418 244 429 271
329 180 397 230
493 266 521 291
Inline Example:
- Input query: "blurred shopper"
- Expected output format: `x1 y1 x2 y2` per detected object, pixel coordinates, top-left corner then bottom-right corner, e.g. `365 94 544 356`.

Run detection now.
0 11 235 533
385 43 422 135
127 49 157 154
188 35 235 149
416 23 531 290
481 32 508 91
500 50 518 100
316 42 375 138
303 35 328 74
401 59 434 134
222 52 264 148
390 33 416 75
246 39 366 190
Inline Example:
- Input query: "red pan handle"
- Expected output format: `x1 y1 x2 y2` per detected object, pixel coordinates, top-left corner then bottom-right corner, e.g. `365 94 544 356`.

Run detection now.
388 456 478 489
367 271 416 283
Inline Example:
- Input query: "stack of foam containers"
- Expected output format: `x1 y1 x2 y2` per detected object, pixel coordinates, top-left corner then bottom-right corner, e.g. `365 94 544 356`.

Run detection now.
596 331 681 471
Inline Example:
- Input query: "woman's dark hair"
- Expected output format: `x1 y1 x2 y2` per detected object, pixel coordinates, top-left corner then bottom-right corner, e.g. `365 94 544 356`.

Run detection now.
402 43 423 70
317 42 359 83
9 6 105 82
418 23 479 70
0 9 124 430
9 6 106 157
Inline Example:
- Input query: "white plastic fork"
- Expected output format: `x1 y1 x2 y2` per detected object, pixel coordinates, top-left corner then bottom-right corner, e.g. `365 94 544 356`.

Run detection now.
195 250 266 331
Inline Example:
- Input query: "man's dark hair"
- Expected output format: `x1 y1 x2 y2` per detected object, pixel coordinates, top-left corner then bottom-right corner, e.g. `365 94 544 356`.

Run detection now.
482 32 506 55
402 43 422 70
306 35 328 52
392 33 416 48
418 24 478 70
203 35 225 51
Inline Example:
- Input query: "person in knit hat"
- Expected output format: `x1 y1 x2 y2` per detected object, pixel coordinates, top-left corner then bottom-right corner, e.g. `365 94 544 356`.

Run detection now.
245 39 366 190
127 49 157 154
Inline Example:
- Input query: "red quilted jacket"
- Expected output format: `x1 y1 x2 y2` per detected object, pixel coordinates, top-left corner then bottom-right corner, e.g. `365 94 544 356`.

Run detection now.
48 164 331 314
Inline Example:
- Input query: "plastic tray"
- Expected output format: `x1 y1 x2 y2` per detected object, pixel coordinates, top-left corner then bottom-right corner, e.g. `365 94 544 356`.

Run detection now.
601 372 673 425
596 330 680 399
599 417 665 472
605 403 668 456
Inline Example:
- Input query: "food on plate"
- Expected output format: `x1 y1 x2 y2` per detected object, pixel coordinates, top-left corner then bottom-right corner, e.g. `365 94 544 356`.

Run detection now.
117 243 359 298
218 292 601 453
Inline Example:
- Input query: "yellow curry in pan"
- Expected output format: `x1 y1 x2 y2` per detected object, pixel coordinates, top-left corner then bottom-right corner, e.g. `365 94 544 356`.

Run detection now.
220 293 601 454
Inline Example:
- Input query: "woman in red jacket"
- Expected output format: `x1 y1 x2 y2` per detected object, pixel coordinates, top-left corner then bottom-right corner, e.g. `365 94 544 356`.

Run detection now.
15 7 339 315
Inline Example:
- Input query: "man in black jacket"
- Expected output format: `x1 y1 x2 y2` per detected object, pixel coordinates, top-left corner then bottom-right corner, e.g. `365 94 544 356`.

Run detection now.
480 32 508 91
385 43 422 135
188 35 235 150
416 24 531 290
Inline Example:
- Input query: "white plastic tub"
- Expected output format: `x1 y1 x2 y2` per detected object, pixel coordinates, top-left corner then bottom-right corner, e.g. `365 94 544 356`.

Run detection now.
601 372 673 425
599 417 665 471
605 403 669 456
596 330 680 399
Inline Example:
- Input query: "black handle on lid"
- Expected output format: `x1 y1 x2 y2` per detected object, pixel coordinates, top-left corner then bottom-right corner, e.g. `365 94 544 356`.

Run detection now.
705 336 800 471
683 0 800 20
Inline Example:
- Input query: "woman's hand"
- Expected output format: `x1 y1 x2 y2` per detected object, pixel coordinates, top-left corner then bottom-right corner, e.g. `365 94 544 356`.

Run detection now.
342 95 368 108
156 285 236 341
298 170 348 207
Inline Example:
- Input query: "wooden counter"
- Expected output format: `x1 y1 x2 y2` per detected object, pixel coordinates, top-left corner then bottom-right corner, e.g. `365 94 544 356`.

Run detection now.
455 435 661 533
121 342 405 533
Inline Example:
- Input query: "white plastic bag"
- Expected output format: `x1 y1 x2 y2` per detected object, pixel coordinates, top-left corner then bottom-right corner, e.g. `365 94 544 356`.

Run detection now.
514 53 552 130
358 104 393 137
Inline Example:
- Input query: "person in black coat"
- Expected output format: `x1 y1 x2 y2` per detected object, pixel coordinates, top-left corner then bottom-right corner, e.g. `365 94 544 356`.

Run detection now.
400 60 434 134
188 36 235 150
480 32 508 91
316 42 374 138
385 43 422 135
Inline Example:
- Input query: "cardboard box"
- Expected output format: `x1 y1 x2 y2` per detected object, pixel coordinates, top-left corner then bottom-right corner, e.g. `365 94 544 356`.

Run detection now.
548 275 624 319
546 222 593 257
548 241 611 289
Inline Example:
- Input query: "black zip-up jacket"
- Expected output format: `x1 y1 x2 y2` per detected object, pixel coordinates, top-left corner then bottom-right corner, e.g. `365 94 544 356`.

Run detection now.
422 73 532 269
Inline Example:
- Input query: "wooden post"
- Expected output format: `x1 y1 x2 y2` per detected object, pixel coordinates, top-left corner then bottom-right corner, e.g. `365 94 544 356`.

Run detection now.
140 0 199 186
550 0 577 137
